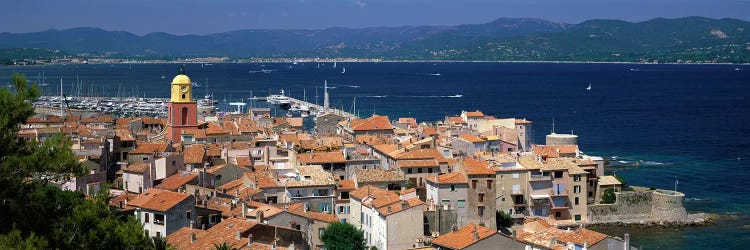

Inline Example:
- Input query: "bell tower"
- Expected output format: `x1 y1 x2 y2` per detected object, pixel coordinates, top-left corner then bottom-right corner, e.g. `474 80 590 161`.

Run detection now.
166 65 198 142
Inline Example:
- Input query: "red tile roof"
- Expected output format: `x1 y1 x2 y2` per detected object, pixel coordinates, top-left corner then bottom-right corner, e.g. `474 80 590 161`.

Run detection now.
464 111 485 118
123 162 150 173
432 224 498 250
350 115 393 131
155 172 198 191
297 151 346 164
131 143 168 155
183 145 205 164
427 172 467 185
128 189 191 212
458 133 486 143
463 158 495 175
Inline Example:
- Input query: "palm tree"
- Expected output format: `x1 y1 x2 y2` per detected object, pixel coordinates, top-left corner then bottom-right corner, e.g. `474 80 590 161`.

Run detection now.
213 242 237 250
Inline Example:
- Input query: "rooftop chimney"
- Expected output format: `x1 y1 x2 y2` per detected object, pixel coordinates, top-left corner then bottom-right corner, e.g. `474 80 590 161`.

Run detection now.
401 200 409 210
247 234 253 246
473 225 479 241
190 220 194 230
190 232 196 243
257 210 264 224
235 231 241 240
241 202 247 218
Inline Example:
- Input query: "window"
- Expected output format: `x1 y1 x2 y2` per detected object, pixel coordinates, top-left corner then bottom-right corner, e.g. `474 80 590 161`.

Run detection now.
457 200 465 208
478 193 484 202
442 199 450 206
156 232 161 238
472 180 477 189
144 212 150 223
417 168 423 173
172 160 176 166
574 185 581 194
360 212 364 223
573 175 581 182
295 224 301 230
512 173 519 179
407 168 413 174
554 171 563 178
478 206 484 217
428 168 433 173
487 180 493 189
575 215 582 221
575 197 580 205
186 211 191 219
512 184 521 194
319 228 325 239
450 185 456 192
181 107 188 125
341 191 350 199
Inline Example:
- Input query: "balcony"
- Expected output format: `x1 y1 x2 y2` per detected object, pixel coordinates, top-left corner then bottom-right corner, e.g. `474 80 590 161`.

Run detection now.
529 175 551 181
550 189 568 197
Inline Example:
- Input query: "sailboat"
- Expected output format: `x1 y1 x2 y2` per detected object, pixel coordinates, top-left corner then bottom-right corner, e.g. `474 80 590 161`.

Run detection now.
333 61 337 69
585 82 592 91
341 67 346 74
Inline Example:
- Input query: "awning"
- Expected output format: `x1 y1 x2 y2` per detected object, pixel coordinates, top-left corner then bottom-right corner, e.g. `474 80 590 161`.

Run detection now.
530 194 550 199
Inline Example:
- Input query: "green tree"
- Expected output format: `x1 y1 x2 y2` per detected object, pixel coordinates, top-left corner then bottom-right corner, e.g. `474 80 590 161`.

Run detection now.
496 210 513 228
321 222 366 250
601 188 617 204
0 73 153 249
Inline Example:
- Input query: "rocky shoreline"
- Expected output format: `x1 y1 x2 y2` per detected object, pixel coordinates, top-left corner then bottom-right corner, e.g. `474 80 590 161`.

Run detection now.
584 213 717 229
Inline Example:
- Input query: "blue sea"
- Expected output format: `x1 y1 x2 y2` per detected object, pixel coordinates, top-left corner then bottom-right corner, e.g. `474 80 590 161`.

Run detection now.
2 62 749 249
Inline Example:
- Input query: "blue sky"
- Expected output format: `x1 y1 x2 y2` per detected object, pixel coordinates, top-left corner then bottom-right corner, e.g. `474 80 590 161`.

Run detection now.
1 0 748 35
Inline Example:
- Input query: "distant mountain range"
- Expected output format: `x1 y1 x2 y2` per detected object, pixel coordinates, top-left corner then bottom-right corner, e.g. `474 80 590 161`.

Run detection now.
1 17 749 63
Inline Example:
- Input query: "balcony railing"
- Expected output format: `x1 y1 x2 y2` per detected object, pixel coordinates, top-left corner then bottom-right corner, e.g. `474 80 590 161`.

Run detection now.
550 189 568 196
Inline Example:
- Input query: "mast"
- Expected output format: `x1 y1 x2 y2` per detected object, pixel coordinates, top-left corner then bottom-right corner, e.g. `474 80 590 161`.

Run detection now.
60 78 64 116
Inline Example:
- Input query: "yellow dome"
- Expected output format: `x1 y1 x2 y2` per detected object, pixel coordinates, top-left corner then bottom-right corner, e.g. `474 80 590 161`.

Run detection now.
171 74 191 85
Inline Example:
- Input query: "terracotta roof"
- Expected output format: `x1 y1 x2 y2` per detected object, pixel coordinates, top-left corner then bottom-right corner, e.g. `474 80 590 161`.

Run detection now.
128 189 191 212
131 143 168 155
181 128 207 139
427 172 467 185
206 144 222 157
397 159 439 168
284 165 335 187
286 117 303 128
465 111 485 118
115 129 135 141
598 176 622 186
349 115 393 131
376 196 424 216
533 145 579 158
80 116 114 124
371 144 399 155
297 151 346 164
205 123 230 135
354 169 405 183
183 145 205 164
458 133 486 143
394 149 447 162
356 134 392 145
123 162 150 173
446 116 466 125
244 171 281 189
463 158 495 175
432 224 498 250
558 228 607 246
166 227 207 249
155 172 198 191
398 117 418 127
286 203 338 223
174 217 258 250
141 117 166 125
26 115 64 124
350 186 422 216
337 180 356 190
423 127 438 136
236 156 252 167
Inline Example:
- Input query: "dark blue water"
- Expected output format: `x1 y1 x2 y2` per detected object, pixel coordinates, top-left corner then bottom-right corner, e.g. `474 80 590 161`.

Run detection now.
3 62 750 249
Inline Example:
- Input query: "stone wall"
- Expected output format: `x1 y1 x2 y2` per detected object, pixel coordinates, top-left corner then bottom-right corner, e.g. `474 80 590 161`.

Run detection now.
587 188 687 223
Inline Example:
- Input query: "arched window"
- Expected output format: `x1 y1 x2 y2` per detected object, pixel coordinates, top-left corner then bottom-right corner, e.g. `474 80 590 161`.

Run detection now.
181 107 188 125
182 94 186 99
